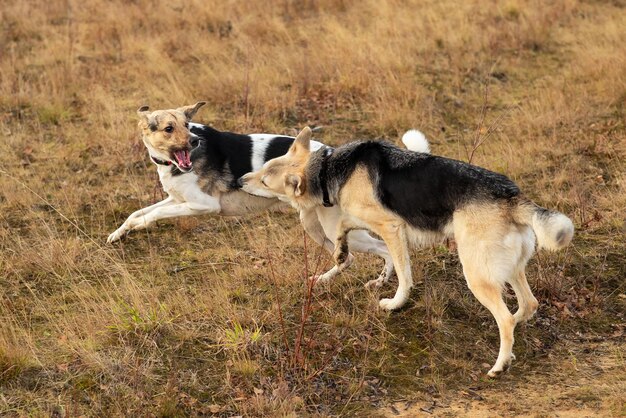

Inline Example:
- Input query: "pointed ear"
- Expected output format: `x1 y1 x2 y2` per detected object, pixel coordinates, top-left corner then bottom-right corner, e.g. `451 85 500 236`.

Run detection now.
137 105 150 124
177 101 207 120
288 126 312 155
284 173 305 197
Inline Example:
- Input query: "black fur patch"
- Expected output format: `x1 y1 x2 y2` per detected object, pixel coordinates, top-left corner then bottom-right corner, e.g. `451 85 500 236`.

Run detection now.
336 235 350 265
189 126 296 191
189 125 253 189
264 136 295 161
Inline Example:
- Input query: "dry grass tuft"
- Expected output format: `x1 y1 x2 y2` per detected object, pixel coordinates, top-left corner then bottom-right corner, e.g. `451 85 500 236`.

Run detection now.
1 0 625 415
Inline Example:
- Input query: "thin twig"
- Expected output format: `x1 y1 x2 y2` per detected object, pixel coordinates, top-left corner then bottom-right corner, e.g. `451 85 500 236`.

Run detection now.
468 84 489 164
266 246 290 356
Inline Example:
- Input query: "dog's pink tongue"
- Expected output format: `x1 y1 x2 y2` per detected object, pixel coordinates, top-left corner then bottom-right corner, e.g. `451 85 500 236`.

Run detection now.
174 150 192 169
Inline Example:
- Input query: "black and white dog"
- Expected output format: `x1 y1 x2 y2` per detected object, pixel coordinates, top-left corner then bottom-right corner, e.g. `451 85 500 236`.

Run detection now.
107 102 430 286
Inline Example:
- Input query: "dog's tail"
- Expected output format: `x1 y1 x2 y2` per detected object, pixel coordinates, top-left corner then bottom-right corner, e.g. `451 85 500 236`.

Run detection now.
514 200 574 251
402 129 430 154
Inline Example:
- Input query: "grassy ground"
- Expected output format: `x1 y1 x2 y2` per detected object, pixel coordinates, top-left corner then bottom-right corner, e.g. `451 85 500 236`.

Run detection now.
1 0 625 416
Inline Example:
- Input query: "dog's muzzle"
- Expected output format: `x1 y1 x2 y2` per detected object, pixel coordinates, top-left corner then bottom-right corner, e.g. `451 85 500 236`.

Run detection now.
236 176 245 188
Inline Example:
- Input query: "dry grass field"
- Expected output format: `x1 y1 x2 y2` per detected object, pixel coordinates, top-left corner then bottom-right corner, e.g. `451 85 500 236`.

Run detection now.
1 0 625 416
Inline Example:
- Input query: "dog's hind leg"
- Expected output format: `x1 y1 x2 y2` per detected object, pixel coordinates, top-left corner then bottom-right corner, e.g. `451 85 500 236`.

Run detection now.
510 269 539 325
107 196 176 243
509 227 539 325
454 209 519 377
463 268 515 377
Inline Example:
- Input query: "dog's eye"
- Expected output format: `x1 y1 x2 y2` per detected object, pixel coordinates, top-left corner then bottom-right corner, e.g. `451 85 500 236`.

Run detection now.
261 176 268 187
164 126 174 133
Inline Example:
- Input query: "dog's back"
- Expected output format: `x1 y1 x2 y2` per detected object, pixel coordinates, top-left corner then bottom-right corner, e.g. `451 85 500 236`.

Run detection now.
326 141 520 231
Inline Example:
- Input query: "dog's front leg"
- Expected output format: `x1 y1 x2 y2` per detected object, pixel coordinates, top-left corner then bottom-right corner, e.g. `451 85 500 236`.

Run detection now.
375 224 412 311
319 218 355 282
300 209 340 284
107 196 176 243
121 199 221 234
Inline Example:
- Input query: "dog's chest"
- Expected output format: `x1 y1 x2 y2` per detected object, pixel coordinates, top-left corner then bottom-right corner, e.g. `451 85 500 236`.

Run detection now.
157 167 202 201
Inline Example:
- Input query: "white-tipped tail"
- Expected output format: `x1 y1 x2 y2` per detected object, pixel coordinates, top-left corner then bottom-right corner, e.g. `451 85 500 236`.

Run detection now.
401 129 430 154
515 202 574 251
531 211 574 251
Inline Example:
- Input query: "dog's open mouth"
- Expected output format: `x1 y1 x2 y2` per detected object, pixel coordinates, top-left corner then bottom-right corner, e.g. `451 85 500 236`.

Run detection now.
173 149 192 170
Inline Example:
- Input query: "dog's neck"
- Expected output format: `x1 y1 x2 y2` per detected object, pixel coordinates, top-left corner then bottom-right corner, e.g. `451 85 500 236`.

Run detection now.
151 155 172 166
144 142 185 177
318 147 334 207
305 147 336 208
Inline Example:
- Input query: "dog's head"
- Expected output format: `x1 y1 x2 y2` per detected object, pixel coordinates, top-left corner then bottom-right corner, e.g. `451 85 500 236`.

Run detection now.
238 127 314 207
137 101 206 172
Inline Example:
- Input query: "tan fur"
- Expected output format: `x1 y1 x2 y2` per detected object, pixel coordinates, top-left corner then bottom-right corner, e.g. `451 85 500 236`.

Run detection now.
107 102 283 243
137 102 206 162
338 184 537 377
240 130 312 207
334 167 414 310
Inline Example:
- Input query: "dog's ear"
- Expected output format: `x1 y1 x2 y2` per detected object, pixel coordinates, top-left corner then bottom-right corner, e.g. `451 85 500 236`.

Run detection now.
177 101 207 120
289 126 312 155
284 173 305 197
137 105 150 124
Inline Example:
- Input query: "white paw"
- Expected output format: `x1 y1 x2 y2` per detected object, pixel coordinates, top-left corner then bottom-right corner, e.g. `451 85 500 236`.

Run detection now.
378 297 405 311
309 271 333 286
107 228 126 243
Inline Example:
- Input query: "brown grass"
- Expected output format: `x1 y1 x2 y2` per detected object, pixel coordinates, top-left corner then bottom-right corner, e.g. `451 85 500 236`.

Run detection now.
1 0 625 416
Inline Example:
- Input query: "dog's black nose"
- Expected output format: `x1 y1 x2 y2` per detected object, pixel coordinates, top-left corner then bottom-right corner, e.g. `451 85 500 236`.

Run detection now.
188 135 200 148
236 177 245 188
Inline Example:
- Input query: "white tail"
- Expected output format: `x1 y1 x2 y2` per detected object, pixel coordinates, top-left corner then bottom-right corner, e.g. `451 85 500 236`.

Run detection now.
516 202 574 251
402 129 430 154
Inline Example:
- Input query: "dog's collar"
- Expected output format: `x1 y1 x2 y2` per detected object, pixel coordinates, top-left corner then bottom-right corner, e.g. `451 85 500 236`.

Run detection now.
151 155 172 166
319 147 334 207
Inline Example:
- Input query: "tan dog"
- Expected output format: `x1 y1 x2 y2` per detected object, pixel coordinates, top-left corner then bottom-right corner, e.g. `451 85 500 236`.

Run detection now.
239 127 574 377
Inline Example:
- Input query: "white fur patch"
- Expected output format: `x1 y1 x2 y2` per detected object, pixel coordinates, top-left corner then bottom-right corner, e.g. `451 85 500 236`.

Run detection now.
247 135 325 171
402 129 430 154
310 140 324 152
249 134 274 172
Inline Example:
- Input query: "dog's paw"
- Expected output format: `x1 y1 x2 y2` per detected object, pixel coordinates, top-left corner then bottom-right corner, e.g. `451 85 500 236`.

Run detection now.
378 297 405 311
487 364 510 378
107 228 126 243
487 356 513 377
365 277 385 290
310 272 333 286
